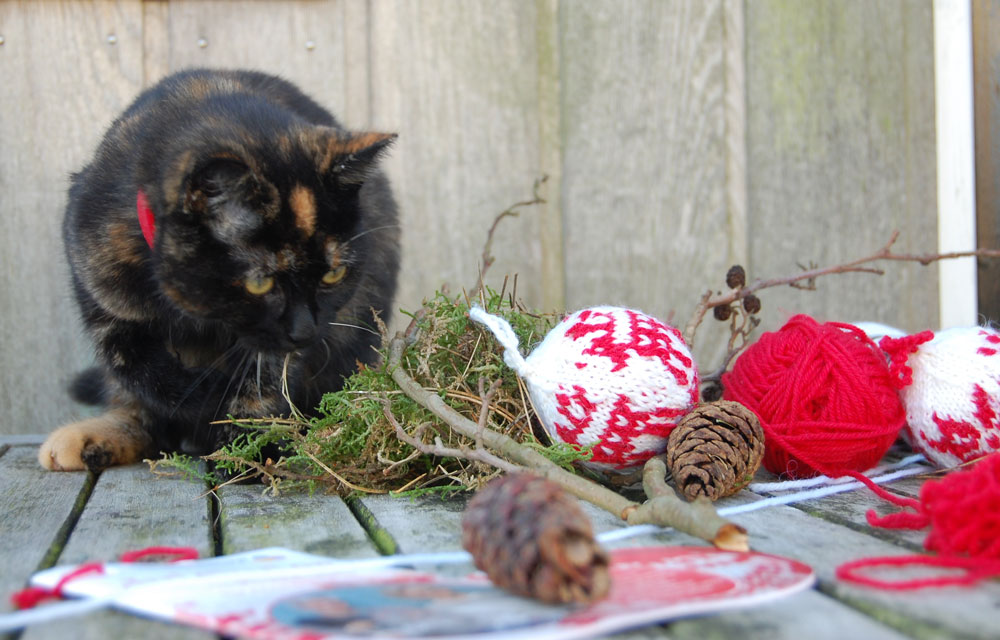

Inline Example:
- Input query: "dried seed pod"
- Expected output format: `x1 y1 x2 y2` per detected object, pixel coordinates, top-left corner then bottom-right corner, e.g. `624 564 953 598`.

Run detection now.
666 401 764 501
701 383 723 403
742 294 762 315
713 304 733 322
462 473 611 604
726 265 746 289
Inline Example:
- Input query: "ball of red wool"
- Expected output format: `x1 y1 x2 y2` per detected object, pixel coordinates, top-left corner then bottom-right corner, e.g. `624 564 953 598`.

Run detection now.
722 314 905 479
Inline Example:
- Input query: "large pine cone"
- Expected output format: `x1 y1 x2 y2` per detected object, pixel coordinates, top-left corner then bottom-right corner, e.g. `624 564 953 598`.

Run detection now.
666 401 764 501
461 473 611 604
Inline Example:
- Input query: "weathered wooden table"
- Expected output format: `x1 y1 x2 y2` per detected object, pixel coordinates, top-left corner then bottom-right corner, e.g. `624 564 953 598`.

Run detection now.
2 434 997 640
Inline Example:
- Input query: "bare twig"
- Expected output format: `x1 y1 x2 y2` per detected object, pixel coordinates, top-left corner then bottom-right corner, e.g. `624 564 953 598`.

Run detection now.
684 231 1000 348
383 404 521 474
473 175 548 294
625 458 748 551
386 333 748 550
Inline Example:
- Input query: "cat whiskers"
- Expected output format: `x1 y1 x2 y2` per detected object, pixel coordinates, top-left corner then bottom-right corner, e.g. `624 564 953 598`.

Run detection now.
213 348 255 419
328 321 380 336
342 223 399 247
170 342 246 417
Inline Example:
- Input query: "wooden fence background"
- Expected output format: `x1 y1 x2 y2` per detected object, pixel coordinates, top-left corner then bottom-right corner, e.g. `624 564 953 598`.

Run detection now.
0 0 993 436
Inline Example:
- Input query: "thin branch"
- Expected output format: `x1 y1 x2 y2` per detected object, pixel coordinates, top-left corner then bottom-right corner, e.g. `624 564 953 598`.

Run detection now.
684 231 1000 348
386 333 748 550
384 404 521 474
473 175 548 294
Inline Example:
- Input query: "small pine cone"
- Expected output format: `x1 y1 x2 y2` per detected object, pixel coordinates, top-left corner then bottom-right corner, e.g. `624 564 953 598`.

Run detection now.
666 401 764 501
462 473 611 604
742 294 762 315
726 265 746 289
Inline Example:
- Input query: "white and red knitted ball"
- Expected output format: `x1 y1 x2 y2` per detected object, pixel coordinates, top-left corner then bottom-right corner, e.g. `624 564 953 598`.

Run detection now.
470 306 699 470
882 327 1000 468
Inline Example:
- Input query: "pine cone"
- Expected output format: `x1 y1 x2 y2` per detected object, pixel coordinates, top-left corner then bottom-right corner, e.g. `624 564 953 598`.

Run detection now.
666 401 764 501
461 473 611 604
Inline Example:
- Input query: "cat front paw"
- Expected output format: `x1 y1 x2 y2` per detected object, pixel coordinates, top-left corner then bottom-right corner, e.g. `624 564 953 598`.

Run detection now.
38 410 152 472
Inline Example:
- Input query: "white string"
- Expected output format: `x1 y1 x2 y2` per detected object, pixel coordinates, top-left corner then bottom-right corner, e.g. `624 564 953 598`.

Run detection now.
468 306 532 377
747 453 928 493
597 462 928 543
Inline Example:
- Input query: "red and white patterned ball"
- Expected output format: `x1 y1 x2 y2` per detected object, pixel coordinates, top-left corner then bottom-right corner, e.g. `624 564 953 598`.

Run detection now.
518 306 699 470
884 327 1000 468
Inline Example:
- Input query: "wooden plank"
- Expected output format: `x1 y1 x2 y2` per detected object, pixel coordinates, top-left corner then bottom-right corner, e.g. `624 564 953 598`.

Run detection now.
0 434 45 447
368 0 548 320
218 484 379 558
559 1 733 369
725 495 1000 639
161 0 352 118
974 0 1000 323
745 1 939 335
0 448 92 614
21 464 213 640
0 0 144 436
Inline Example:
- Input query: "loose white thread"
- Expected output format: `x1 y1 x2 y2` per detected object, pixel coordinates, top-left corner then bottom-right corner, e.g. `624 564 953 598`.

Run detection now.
468 306 532 377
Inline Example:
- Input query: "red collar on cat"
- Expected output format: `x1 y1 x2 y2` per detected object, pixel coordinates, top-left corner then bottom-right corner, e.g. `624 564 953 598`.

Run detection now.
136 190 156 248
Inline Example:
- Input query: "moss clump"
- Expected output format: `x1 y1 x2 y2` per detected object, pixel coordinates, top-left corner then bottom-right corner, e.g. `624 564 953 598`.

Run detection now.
154 287 592 496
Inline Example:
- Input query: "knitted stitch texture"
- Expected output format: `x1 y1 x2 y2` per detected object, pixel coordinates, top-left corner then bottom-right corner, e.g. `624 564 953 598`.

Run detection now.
470 306 699 470
722 315 905 479
881 326 1000 468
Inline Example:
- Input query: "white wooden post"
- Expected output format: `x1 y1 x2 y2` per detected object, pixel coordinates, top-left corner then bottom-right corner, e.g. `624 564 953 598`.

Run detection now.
934 0 978 328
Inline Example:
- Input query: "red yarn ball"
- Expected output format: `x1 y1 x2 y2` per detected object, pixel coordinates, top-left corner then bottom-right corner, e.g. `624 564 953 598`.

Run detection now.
722 314 905 479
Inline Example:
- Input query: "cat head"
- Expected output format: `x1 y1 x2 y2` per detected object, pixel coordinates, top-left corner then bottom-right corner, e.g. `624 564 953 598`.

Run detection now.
149 126 396 354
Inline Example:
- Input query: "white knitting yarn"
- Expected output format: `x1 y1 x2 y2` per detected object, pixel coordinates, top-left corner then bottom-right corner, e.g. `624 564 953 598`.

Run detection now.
470 306 699 470
892 326 1000 468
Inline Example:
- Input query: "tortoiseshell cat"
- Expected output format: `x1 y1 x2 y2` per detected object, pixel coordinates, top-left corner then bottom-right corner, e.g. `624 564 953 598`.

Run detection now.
39 69 400 471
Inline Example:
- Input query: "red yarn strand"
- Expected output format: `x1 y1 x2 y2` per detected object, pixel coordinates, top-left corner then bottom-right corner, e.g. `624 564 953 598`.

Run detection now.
839 453 1000 589
8 546 199 609
836 555 1000 590
119 546 199 563
10 563 103 610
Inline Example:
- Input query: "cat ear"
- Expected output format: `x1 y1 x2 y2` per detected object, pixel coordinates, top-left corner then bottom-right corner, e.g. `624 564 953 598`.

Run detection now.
184 155 251 215
317 131 397 187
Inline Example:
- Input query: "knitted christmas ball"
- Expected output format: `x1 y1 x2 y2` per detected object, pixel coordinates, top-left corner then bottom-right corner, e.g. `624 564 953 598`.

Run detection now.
880 327 1000 468
722 314 905 479
470 306 699 470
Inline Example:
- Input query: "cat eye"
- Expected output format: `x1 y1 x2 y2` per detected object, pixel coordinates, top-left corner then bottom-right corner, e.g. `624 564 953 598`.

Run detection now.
244 275 275 296
322 265 348 285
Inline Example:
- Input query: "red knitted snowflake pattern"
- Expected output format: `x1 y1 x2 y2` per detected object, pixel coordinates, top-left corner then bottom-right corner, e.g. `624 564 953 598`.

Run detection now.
564 309 694 386
545 308 698 468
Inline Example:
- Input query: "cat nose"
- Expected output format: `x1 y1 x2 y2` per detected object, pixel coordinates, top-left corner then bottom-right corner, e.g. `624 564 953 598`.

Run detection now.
285 304 317 347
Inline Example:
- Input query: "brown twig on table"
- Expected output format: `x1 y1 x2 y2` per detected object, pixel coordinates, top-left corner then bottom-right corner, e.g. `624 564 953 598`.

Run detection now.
683 231 1000 348
625 458 748 551
386 333 748 550
473 175 548 294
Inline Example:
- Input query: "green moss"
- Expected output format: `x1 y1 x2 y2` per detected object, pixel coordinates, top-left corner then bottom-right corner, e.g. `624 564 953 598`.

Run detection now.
153 287 592 496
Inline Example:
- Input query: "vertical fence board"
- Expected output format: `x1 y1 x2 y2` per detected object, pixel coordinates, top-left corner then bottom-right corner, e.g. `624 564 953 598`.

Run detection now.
745 0 938 335
368 0 548 317
160 0 353 118
974 0 1000 323
559 1 730 368
0 0 144 435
